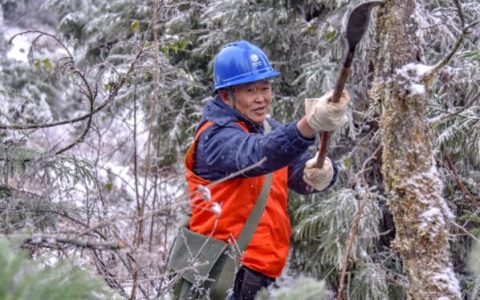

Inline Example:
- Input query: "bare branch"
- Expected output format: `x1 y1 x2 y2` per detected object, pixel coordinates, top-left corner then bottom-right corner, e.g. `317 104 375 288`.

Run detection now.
429 90 480 126
450 221 480 243
130 2 163 297
424 1 480 83
8 233 127 250
92 250 129 298
198 157 267 190
0 96 114 130
442 155 479 207
54 84 95 156
453 0 465 29
8 30 74 63
73 156 267 241
337 146 381 300
1 30 145 136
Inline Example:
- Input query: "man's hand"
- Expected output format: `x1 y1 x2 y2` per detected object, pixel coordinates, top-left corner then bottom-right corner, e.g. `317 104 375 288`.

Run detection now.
305 89 350 132
303 154 334 191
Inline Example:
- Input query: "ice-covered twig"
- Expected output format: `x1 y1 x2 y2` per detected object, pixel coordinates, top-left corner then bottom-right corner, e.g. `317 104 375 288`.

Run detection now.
7 233 127 250
423 0 480 83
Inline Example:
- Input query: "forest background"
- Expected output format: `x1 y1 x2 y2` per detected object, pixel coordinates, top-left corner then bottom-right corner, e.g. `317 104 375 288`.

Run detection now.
0 0 479 299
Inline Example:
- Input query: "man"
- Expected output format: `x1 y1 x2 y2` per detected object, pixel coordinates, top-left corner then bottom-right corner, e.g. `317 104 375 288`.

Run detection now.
184 40 349 299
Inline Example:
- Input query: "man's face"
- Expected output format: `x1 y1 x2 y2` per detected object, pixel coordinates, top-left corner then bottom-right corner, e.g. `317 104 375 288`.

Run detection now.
224 80 273 124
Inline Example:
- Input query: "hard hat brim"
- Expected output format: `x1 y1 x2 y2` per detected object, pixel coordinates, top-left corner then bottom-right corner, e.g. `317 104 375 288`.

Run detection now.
214 68 280 92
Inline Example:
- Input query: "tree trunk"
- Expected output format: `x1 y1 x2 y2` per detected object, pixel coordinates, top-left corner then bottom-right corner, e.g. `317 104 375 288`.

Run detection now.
371 0 461 299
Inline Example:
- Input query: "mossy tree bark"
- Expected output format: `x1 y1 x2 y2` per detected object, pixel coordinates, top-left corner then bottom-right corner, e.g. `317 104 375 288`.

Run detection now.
371 0 461 299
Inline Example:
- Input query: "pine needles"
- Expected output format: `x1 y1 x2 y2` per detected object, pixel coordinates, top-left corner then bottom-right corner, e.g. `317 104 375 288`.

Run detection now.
0 239 117 300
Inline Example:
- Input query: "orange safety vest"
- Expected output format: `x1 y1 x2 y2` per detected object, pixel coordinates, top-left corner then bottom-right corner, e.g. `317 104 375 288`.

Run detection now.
185 121 290 278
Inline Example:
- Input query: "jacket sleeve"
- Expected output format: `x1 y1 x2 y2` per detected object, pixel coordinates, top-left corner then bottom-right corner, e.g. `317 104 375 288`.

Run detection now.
193 120 314 181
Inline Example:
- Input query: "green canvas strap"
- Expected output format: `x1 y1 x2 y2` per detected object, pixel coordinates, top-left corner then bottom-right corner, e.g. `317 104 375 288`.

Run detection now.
236 120 273 252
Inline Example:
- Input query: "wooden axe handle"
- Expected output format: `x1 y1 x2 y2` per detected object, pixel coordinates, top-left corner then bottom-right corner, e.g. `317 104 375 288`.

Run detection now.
314 0 382 169
315 65 351 168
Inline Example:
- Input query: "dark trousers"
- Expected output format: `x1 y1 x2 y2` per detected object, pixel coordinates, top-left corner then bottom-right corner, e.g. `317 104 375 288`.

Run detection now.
230 266 275 300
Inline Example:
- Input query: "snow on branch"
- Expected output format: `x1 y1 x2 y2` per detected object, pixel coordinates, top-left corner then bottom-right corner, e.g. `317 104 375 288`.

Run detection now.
5 233 127 250
1 30 147 139
395 0 479 100
423 0 480 83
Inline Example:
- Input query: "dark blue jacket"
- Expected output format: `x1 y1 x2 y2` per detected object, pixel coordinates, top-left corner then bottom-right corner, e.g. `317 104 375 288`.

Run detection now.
192 96 337 195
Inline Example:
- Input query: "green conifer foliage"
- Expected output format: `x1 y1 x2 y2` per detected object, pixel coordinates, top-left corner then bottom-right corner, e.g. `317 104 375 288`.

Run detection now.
256 276 333 300
467 241 480 298
0 0 479 298
0 239 117 300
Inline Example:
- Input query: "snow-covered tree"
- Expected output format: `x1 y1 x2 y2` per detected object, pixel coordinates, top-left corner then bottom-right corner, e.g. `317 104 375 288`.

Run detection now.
0 0 479 299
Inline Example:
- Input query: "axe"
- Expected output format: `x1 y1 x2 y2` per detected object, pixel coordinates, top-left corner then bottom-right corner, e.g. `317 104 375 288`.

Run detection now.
316 1 384 168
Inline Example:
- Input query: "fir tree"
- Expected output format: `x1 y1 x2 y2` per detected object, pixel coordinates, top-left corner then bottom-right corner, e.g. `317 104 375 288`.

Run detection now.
0 239 117 300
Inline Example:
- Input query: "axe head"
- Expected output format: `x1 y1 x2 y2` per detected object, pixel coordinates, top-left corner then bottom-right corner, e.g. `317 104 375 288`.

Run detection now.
346 1 384 47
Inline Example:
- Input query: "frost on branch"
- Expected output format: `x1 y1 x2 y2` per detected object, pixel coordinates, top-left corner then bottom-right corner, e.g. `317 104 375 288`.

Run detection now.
395 63 434 96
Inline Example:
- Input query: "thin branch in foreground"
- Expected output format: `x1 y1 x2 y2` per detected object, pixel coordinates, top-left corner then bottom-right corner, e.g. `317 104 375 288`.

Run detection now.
4 234 127 250
450 221 480 243
337 146 381 300
442 154 479 207
76 157 268 239
7 30 74 64
199 157 267 190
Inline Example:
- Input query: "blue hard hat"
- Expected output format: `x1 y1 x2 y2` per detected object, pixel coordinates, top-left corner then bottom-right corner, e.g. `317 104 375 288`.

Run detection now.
213 40 280 92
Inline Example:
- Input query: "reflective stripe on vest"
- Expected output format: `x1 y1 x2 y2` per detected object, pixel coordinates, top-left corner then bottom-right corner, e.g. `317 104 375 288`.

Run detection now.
184 121 290 278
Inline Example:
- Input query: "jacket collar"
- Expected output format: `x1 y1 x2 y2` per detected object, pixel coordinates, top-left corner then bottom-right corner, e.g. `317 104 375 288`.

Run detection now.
198 96 264 133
